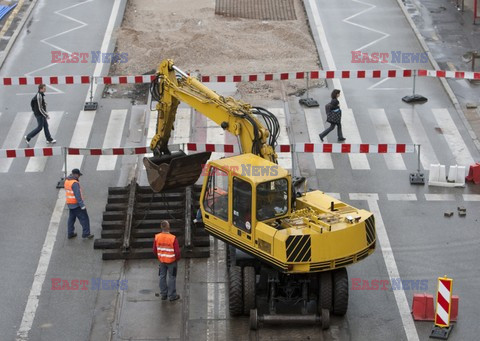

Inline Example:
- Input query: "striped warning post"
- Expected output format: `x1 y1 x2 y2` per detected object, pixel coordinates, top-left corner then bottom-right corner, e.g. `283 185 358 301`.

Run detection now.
434 276 453 327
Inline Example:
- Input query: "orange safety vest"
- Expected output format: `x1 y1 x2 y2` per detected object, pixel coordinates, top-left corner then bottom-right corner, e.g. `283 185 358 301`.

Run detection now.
64 179 83 205
155 233 176 263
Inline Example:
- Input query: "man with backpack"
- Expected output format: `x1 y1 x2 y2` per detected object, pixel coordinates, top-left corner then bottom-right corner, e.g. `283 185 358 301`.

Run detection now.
24 84 56 146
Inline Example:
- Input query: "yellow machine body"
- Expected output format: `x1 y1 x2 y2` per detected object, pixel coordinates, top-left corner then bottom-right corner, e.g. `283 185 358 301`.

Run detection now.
200 154 375 274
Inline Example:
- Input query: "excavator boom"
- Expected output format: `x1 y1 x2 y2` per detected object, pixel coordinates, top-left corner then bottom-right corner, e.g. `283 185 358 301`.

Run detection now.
145 59 280 192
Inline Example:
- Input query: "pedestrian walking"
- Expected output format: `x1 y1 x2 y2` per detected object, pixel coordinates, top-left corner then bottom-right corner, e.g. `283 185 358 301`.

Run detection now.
64 168 94 239
24 84 56 146
154 220 181 301
319 89 346 142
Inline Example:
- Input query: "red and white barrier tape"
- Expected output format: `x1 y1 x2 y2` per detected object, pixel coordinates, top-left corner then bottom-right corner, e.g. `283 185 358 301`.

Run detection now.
0 147 63 158
2 70 480 86
0 143 415 158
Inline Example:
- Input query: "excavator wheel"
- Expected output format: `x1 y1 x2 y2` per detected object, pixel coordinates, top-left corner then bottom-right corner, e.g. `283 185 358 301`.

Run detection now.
228 266 243 316
318 271 332 313
321 308 330 330
243 266 256 315
332 268 349 316
249 309 259 330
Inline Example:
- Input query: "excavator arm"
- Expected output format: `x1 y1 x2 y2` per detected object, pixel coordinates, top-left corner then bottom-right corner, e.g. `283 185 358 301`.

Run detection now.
144 59 281 192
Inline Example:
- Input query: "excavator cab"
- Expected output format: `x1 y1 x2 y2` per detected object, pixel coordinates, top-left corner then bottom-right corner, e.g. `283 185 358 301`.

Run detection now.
143 150 212 192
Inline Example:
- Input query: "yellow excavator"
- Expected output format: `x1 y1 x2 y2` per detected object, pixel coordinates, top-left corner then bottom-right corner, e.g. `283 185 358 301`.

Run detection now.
144 59 376 329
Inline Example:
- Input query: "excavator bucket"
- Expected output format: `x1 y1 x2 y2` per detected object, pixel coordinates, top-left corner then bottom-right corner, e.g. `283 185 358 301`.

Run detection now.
143 151 212 192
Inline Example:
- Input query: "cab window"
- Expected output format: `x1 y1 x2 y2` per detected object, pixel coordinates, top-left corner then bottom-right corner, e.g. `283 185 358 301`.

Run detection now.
233 177 252 233
256 178 288 221
203 166 229 221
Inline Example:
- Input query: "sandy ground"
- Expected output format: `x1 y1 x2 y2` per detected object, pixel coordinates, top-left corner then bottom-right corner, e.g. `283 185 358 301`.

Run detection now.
107 0 323 102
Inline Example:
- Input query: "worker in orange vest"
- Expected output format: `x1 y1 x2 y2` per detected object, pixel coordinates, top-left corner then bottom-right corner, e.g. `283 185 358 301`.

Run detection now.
153 220 181 301
64 168 93 239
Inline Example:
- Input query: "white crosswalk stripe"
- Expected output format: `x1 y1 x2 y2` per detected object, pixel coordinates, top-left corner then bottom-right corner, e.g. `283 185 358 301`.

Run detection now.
304 107 334 169
0 112 32 173
369 109 406 170
25 111 63 173
400 108 439 170
64 110 96 172
432 108 475 169
268 108 292 170
96 109 128 171
342 108 370 170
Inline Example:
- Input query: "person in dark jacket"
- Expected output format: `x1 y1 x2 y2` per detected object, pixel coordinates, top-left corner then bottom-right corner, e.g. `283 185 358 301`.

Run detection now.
25 84 56 146
64 169 93 239
319 89 346 142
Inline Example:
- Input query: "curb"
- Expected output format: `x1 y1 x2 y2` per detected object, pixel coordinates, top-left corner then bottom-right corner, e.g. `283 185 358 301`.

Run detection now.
395 0 480 153
0 0 39 70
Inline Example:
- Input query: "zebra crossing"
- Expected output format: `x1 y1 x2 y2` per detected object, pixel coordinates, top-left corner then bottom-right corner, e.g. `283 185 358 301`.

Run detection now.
0 104 478 179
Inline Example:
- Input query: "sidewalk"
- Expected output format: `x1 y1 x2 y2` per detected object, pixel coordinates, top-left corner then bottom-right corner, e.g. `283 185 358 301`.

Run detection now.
411 0 480 149
0 0 37 69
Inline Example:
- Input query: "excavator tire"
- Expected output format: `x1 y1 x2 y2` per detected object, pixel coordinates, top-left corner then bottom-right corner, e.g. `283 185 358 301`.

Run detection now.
243 266 256 315
318 271 332 313
229 266 243 316
332 268 349 316
321 308 330 330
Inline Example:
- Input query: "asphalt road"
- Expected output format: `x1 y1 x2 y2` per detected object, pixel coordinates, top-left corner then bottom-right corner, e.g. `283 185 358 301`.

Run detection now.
0 0 479 340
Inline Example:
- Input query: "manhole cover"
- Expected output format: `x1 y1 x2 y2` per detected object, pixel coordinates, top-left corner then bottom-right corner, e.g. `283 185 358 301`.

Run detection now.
215 0 297 21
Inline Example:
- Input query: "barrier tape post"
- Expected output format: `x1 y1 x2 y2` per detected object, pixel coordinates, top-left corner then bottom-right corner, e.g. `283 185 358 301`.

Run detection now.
430 276 454 340
56 147 68 189
84 76 98 111
402 70 428 104
410 144 425 184
299 73 319 107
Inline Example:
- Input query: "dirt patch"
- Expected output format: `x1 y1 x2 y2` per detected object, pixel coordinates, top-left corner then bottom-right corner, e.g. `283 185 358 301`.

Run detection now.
105 0 323 103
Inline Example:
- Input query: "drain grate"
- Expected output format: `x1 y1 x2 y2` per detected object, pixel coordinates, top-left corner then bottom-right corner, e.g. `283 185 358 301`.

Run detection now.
215 0 297 21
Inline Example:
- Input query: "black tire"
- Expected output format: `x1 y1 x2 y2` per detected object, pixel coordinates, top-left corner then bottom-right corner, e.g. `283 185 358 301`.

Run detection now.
318 272 333 313
229 266 243 316
249 309 258 330
332 268 349 316
226 245 231 270
321 308 330 330
243 266 256 315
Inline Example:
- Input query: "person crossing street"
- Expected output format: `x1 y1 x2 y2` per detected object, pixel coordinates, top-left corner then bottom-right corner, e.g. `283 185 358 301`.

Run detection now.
64 169 94 239
25 84 56 146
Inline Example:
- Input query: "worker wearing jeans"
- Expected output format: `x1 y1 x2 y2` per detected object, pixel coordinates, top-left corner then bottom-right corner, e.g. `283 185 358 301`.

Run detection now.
153 220 181 301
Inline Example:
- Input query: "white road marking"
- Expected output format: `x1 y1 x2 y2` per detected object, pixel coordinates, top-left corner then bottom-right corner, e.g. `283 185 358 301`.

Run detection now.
387 194 417 201
96 109 128 171
463 194 480 201
172 108 191 144
400 108 439 170
349 193 419 341
424 194 456 201
307 0 369 170
0 112 32 173
16 1 122 338
16 191 66 341
326 192 341 200
432 108 475 168
369 109 406 170
64 110 96 172
25 111 63 172
268 108 292 170
304 107 334 169
207 111 226 162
